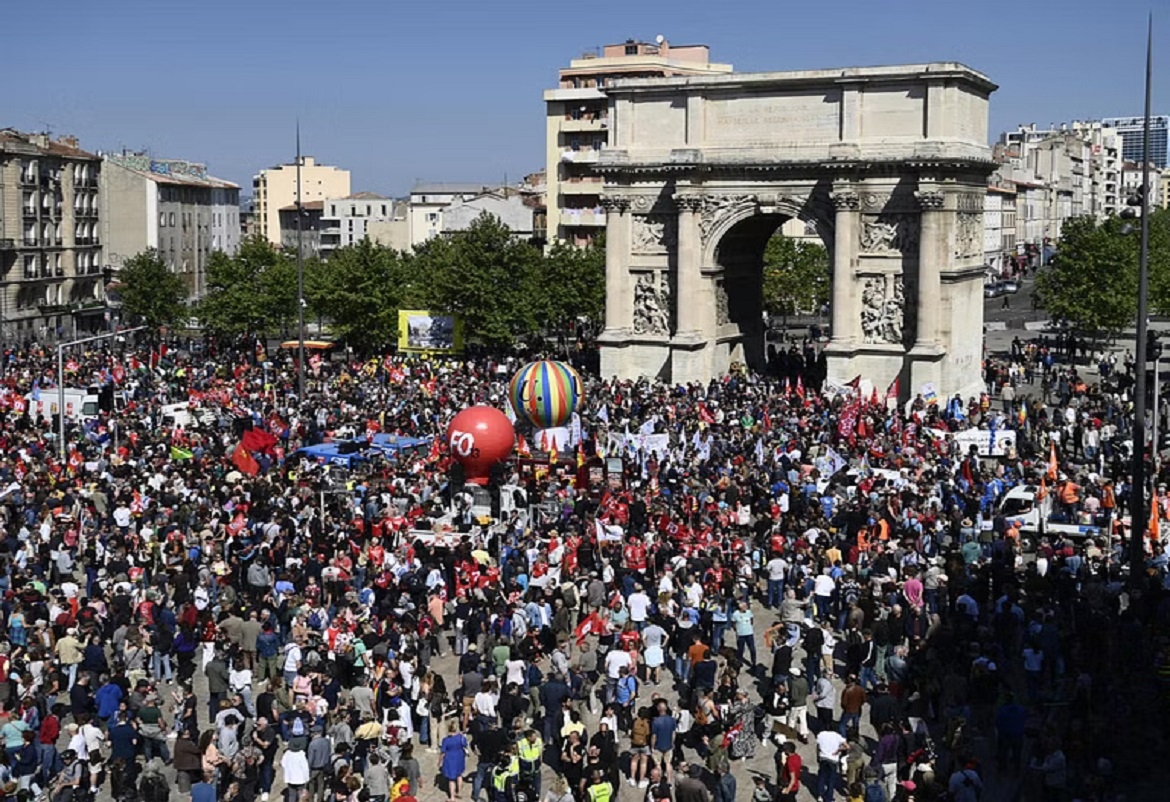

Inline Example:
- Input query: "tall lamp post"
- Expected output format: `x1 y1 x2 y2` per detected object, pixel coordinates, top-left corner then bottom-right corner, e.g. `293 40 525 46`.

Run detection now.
296 123 306 398
1129 14 1155 584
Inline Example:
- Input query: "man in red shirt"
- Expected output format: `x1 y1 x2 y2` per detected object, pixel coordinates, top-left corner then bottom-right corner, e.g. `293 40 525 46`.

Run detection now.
776 740 801 802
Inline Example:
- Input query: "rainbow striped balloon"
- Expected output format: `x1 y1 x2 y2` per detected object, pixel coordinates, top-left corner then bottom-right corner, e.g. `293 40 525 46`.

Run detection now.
508 360 582 429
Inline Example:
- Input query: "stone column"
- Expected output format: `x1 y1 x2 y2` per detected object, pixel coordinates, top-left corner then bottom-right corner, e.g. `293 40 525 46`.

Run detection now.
673 194 704 337
912 189 946 352
828 188 859 346
600 195 631 332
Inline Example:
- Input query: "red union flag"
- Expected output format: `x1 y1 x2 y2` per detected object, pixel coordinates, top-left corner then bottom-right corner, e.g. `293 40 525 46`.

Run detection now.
65 358 80 372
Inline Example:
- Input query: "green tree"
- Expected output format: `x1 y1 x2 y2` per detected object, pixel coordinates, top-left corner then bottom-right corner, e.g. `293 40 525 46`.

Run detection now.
307 239 424 352
537 238 606 333
117 249 188 332
199 237 296 337
417 214 543 345
1036 215 1138 334
1142 208 1170 316
761 234 830 318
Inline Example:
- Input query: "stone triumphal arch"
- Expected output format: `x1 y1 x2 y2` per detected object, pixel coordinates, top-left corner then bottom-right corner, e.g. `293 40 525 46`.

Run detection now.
594 63 997 400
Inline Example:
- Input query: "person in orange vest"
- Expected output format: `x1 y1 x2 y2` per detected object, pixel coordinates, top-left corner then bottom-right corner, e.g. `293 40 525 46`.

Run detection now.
1058 475 1081 519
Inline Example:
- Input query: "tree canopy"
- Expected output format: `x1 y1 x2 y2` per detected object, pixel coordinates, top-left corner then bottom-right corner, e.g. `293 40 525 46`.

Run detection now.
1036 215 1144 335
761 234 830 317
117 249 189 333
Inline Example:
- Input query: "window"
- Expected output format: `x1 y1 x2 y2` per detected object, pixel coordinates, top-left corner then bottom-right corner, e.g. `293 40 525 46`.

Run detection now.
381 205 387 216
570 137 581 151
426 212 439 223
160 212 167 227
169 213 176 226
596 77 606 88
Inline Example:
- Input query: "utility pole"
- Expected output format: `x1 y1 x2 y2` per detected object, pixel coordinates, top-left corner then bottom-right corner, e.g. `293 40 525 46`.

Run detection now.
1130 14 1155 584
296 122 306 398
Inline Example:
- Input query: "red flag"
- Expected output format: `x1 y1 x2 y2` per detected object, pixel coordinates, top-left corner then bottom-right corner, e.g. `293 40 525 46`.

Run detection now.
65 358 80 373
574 610 606 645
112 365 126 384
784 378 791 397
517 433 531 458
886 376 901 401
847 375 861 392
68 450 84 473
762 407 772 430
795 377 806 402
698 403 715 424
869 387 879 408
1149 489 1161 542
1047 441 1058 481
241 427 278 455
231 444 259 476
227 512 247 537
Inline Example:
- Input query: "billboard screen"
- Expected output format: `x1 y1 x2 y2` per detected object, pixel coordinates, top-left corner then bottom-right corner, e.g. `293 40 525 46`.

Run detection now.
397 310 463 354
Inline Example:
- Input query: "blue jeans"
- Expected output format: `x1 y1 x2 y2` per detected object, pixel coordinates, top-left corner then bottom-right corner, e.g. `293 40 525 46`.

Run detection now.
736 634 757 667
675 653 690 684
814 595 831 621
472 761 496 802
859 666 878 691
152 651 174 683
712 621 728 649
767 580 784 608
260 762 275 793
817 759 839 802
839 712 860 735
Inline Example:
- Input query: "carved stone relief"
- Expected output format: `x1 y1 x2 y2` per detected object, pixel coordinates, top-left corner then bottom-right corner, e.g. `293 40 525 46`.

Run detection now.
955 212 983 259
632 272 671 336
860 274 905 345
714 281 730 326
631 214 677 254
860 215 919 255
698 194 757 244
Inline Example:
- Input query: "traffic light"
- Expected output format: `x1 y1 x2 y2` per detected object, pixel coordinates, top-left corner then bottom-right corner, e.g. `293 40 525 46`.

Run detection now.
1147 331 1163 363
1121 184 1146 219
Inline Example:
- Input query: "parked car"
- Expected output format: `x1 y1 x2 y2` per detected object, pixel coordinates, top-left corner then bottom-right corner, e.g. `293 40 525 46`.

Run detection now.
1000 278 1020 293
984 282 1004 298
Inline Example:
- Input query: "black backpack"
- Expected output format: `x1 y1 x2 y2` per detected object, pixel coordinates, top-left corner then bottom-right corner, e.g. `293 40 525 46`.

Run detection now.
140 774 170 802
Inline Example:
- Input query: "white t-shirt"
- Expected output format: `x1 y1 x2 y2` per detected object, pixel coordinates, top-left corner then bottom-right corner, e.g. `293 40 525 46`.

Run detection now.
766 558 788 582
284 644 302 672
816 730 847 762
605 649 632 679
627 592 651 622
814 575 835 597
504 659 526 687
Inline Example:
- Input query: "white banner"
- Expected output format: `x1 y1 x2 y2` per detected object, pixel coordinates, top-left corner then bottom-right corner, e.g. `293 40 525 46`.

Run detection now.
607 432 671 459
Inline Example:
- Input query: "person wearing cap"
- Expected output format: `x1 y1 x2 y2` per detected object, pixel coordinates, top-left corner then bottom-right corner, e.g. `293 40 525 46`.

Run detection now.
55 628 84 690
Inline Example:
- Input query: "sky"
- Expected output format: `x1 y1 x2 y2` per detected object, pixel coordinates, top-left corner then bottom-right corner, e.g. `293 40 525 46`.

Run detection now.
6 0 1167 197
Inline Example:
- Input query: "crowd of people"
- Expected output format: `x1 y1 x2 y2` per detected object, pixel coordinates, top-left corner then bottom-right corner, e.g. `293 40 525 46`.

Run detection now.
0 333 1166 802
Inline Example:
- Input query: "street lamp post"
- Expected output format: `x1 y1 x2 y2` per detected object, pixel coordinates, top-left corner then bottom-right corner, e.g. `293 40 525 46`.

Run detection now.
296 123 306 399
1129 15 1155 584
56 325 146 461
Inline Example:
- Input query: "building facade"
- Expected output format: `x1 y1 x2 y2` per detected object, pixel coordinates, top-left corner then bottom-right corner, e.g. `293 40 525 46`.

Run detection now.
101 154 239 301
1102 115 1169 169
407 183 497 247
320 192 395 256
544 39 732 245
279 201 324 258
0 130 105 342
252 157 350 247
442 190 535 238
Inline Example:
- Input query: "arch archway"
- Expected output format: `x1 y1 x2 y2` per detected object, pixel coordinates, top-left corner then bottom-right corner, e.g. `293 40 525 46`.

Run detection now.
595 61 997 400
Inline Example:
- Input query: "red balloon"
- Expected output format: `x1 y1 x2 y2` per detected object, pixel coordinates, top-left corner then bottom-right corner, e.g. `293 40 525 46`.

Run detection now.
446 406 515 485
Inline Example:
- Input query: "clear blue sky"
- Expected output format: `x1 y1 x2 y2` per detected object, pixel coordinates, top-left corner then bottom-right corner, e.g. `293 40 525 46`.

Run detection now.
6 0 1166 196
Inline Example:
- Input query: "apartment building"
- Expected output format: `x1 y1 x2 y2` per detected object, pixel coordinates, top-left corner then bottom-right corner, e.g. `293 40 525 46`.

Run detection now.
320 192 395 257
0 129 105 341
101 153 239 301
252 157 350 247
544 38 732 245
1102 115 1169 169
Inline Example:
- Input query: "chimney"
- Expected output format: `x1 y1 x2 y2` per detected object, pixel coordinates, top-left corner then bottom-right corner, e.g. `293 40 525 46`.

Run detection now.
56 134 79 149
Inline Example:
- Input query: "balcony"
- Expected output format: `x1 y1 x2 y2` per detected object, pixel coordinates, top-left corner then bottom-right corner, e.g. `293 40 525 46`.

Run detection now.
0 239 15 250
23 207 37 218
20 173 37 186
561 148 601 164
559 180 604 196
560 208 606 226
560 118 608 133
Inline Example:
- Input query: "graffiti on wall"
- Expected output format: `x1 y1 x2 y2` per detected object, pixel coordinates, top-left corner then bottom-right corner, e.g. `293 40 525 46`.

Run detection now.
107 154 208 181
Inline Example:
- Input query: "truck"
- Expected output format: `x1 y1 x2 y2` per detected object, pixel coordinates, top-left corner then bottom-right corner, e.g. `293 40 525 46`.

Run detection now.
997 484 1105 541
25 387 101 422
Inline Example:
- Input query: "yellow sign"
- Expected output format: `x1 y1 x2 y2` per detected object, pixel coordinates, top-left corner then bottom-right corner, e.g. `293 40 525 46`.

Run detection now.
397 310 464 354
